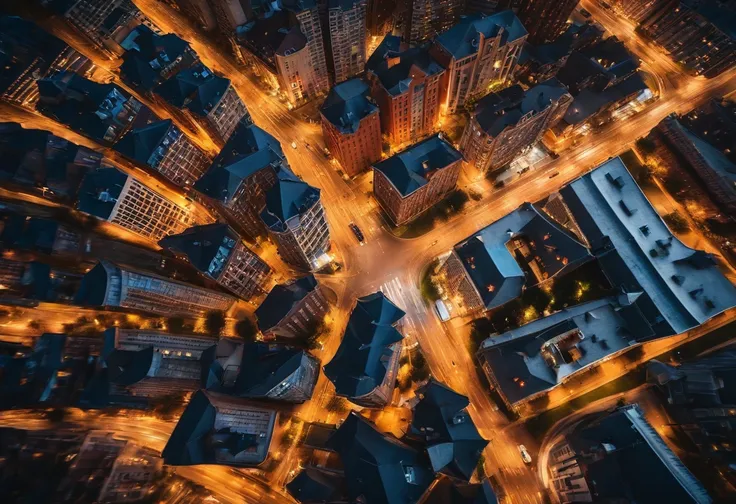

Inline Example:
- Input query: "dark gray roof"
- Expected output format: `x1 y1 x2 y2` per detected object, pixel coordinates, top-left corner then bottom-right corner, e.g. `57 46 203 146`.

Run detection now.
76 167 129 220
155 64 231 116
286 467 347 503
0 215 62 255
563 71 648 126
436 11 527 60
373 134 462 197
158 223 238 277
324 292 405 399
236 9 304 68
113 119 173 166
325 412 434 504
255 275 319 332
119 25 193 91
260 170 320 230
423 478 498 504
366 37 444 97
320 79 378 134
233 342 317 398
409 379 489 481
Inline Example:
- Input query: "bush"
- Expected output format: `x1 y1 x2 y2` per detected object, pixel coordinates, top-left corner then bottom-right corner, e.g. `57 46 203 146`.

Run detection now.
635 137 657 155
235 318 257 341
662 175 686 195
521 287 552 314
204 310 226 337
420 260 441 302
469 317 494 353
663 211 690 234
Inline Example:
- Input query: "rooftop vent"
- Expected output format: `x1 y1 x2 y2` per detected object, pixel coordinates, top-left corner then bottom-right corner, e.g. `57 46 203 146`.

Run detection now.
605 172 624 189
639 225 650 236
619 200 635 216
671 274 685 285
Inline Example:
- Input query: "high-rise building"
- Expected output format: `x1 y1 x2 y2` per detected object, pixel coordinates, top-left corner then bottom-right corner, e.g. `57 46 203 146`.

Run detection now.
326 0 368 84
76 166 206 242
208 0 249 33
113 119 211 187
0 16 92 108
511 0 579 44
366 0 396 36
260 170 331 270
366 36 445 146
430 12 527 113
195 122 289 238
320 78 382 177
285 0 331 94
159 223 271 300
324 292 404 407
466 0 500 15
404 0 464 45
460 78 571 173
36 72 147 145
373 134 463 226
255 274 329 338
75 260 236 317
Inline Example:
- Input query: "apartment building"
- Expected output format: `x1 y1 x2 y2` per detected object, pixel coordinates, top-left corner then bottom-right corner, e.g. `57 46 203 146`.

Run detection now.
75 260 236 317
513 0 580 44
366 36 445 146
320 78 382 177
373 134 463 226
431 11 528 113
255 274 329 339
404 0 463 45
460 78 571 173
326 0 368 84
208 0 248 33
159 223 271 300
76 166 205 242
260 170 331 270
113 119 211 187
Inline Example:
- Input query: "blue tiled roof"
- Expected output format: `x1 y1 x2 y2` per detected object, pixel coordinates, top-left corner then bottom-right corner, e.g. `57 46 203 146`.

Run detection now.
436 11 527 60
159 223 237 275
75 167 128 220
233 342 317 399
260 170 320 230
320 79 377 134
366 38 444 97
256 275 319 332
373 134 462 197
113 119 173 166
155 64 230 116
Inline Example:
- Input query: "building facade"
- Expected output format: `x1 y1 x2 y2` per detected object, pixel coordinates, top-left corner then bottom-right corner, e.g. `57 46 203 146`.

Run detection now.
460 79 571 172
208 0 249 33
320 78 382 177
75 260 236 317
373 134 463 225
326 0 368 84
430 12 528 114
404 0 463 46
255 275 329 339
513 0 579 44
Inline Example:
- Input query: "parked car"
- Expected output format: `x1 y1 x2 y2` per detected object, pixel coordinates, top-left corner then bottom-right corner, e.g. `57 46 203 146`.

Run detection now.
349 223 365 244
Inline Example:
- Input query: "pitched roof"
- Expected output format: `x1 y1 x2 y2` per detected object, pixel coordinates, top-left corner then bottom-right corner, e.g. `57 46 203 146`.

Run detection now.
373 134 463 197
76 167 129 220
366 37 444 97
286 467 348 503
260 170 321 229
0 215 62 254
155 64 231 115
436 11 527 60
233 342 317 398
320 78 378 134
113 119 173 165
423 478 499 504
158 223 238 275
324 292 405 399
255 275 320 332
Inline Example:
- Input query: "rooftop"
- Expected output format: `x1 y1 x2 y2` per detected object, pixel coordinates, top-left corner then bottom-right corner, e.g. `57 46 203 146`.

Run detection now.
562 71 648 126
158 223 240 277
155 64 231 116
436 11 527 60
366 36 444 97
76 167 128 220
113 119 174 167
231 342 318 399
423 478 498 504
320 79 378 134
373 134 463 197
255 275 320 332
236 9 304 68
260 169 321 229
119 25 194 91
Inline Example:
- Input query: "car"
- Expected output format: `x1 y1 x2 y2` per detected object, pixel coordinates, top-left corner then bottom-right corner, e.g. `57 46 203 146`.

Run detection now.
518 445 532 464
549 172 559 179
349 223 365 244
291 141 297 149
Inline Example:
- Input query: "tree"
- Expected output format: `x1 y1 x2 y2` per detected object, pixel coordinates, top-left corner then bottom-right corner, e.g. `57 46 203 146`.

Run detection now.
235 318 257 342
204 310 226 337
663 211 690 234
635 137 656 155
167 316 186 333
521 287 552 314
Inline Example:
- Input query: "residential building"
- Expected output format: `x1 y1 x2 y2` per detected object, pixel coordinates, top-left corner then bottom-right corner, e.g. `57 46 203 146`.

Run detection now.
512 0 579 44
0 122 102 200
0 215 81 256
431 12 528 113
76 166 205 242
324 292 404 407
407 379 488 481
320 78 382 177
284 0 331 95
159 223 271 300
155 63 251 145
75 260 236 317
208 0 249 33
548 406 711 504
367 0 395 36
366 35 445 146
195 122 289 238
97 441 163 503
36 72 147 145
466 0 500 15
260 170 331 270
422 479 499 504
440 202 591 315
113 119 211 187
373 134 463 226
255 274 329 339
162 390 277 467
0 16 91 108
404 0 464 45
460 78 571 173
203 341 319 402
326 0 368 84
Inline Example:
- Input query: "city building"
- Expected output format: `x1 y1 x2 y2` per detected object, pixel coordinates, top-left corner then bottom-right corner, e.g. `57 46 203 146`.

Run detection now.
422 478 499 504
203 341 320 402
162 389 277 467
0 215 81 256
76 166 205 242
119 25 198 93
407 379 488 481
431 12 528 113
113 119 211 187
372 134 463 226
97 439 163 503
75 260 236 317
208 0 249 33
459 78 571 173
260 170 331 270
512 0 579 44
366 0 395 37
255 274 329 339
320 78 382 177
365 36 445 146
324 292 404 407
195 122 289 238
155 63 251 145
0 16 92 108
547 405 711 504
439 202 591 315
404 0 463 45
0 122 102 200
36 72 148 145
325 0 368 84
159 223 271 300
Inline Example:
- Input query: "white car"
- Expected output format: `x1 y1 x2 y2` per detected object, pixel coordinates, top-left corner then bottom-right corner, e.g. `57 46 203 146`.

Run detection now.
518 445 532 464
291 141 298 149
